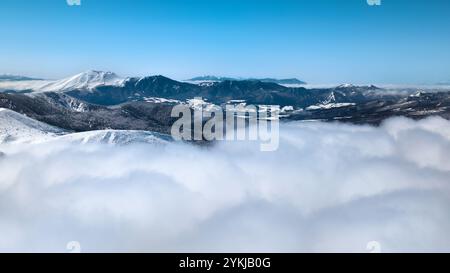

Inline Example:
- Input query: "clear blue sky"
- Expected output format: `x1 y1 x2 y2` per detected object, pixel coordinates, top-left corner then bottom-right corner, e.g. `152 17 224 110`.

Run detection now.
1 0 449 84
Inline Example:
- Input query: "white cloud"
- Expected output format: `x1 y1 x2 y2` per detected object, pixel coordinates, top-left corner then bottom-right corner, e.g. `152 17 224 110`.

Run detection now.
0 116 450 252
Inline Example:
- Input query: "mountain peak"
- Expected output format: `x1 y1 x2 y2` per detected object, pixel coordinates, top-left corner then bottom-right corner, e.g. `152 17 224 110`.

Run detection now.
38 70 125 92
337 83 355 88
74 70 121 82
135 75 176 84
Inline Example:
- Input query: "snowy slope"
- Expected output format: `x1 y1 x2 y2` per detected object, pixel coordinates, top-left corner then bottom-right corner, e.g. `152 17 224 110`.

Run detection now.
0 70 125 93
0 108 171 145
0 108 65 143
58 130 172 145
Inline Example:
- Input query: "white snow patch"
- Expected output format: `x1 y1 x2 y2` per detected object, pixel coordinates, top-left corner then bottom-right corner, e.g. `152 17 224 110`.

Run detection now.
187 98 221 112
306 103 356 110
143 97 181 104
281 106 294 113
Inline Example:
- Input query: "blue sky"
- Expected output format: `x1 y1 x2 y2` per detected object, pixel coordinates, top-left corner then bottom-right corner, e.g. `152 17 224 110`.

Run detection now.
0 0 449 84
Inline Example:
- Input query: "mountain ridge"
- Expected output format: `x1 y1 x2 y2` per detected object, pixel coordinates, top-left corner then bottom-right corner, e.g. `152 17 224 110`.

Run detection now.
186 75 306 85
0 70 125 93
0 74 42 81
0 107 171 145
0 108 66 143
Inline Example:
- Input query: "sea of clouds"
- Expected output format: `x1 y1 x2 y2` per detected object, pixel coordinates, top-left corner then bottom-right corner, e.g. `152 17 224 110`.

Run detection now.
0 116 450 252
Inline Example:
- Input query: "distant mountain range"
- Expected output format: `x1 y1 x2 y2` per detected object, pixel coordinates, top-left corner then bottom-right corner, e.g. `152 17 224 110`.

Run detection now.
186 76 306 85
0 70 367 106
0 70 449 137
0 74 42 81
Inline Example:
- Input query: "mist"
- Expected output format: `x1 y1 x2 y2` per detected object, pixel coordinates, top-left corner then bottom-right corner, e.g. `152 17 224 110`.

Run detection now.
1 117 450 252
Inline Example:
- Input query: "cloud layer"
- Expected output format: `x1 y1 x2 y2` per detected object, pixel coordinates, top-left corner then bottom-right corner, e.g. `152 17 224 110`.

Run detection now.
1 117 450 252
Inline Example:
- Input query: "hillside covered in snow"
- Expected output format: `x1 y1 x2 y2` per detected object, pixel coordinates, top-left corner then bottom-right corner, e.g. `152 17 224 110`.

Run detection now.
0 108 65 143
0 108 171 145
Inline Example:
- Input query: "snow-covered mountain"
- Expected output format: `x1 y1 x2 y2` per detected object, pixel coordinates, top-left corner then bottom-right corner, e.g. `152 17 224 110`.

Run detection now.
41 70 125 92
0 108 171 145
0 108 65 143
0 70 125 92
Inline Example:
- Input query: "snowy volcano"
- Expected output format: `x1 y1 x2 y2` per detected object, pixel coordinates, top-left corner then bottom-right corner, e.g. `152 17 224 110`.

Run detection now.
0 70 125 92
39 70 125 92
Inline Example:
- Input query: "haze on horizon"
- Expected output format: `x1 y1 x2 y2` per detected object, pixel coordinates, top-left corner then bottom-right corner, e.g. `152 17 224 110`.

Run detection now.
1 0 450 84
